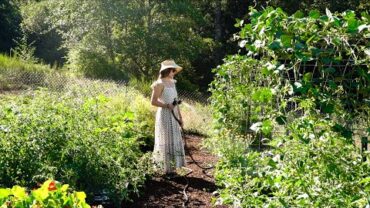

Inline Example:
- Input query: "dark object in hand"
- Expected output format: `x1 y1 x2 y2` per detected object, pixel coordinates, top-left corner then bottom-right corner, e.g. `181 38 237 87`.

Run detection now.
172 98 182 106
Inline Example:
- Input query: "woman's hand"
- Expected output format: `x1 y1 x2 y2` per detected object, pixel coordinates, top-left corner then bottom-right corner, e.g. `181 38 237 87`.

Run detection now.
167 103 175 110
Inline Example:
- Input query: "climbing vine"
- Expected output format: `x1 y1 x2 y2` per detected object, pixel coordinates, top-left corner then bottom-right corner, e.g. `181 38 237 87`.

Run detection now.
210 7 369 138
208 7 370 207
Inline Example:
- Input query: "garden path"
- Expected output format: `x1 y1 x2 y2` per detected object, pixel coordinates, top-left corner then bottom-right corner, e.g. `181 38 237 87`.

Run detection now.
124 134 228 208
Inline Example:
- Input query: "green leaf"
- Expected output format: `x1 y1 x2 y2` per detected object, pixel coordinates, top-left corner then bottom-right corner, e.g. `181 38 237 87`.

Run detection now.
12 186 27 200
320 102 334 114
278 197 289 207
76 192 86 201
347 18 359 33
268 158 277 168
0 189 11 199
275 116 287 125
306 36 317 45
252 88 273 103
32 188 49 201
324 67 336 74
281 35 293 47
261 67 271 76
309 10 320 19
322 57 333 64
303 72 313 82
61 184 69 192
294 10 304 18
344 10 356 20
294 42 305 50
261 120 273 135
359 177 370 184
234 18 244 28
268 40 281 50
332 124 354 140
123 111 135 120
328 80 337 89
310 47 321 56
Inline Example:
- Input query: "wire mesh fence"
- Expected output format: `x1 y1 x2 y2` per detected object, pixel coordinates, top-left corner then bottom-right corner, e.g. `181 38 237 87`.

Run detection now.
0 69 210 103
0 69 213 136
1 69 367 144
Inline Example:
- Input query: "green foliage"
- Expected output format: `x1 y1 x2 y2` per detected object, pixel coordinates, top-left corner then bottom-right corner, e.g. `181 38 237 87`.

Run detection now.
128 77 153 97
0 54 51 90
209 7 370 207
0 54 49 73
11 33 39 64
29 0 213 80
266 0 370 14
0 87 155 204
210 55 274 135
0 180 90 208
68 48 127 80
211 7 369 137
0 0 22 53
19 0 66 65
214 118 370 207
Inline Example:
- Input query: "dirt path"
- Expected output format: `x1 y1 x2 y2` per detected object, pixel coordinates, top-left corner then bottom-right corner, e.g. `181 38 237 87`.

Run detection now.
123 135 228 208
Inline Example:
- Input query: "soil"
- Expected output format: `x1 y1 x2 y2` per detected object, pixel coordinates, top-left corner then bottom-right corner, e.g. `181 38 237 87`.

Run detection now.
122 134 228 208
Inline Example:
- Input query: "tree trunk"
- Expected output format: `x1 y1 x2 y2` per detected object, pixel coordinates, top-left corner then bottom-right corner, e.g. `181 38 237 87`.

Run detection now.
214 0 223 65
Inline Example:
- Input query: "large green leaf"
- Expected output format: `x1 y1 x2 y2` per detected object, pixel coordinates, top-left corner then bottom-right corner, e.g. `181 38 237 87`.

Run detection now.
0 189 11 199
309 10 320 19
281 34 293 47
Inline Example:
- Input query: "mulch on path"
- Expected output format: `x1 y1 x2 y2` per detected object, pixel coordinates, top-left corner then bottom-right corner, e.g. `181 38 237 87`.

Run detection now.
123 135 228 208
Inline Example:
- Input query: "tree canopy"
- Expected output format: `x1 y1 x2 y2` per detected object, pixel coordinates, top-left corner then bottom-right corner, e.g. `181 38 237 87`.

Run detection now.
1 0 369 90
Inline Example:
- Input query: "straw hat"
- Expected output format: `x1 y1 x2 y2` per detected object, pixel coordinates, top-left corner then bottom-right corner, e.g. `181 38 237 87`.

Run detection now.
160 59 183 74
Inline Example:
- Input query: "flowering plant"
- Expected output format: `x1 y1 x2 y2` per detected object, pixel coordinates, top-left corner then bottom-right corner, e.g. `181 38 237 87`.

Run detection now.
0 180 90 208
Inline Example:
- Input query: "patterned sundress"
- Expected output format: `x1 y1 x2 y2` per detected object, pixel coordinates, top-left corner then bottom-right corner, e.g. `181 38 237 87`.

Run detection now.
151 79 186 174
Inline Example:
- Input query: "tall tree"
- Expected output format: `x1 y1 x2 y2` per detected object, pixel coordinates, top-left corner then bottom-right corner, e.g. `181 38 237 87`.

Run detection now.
38 0 213 83
0 0 21 53
20 0 66 65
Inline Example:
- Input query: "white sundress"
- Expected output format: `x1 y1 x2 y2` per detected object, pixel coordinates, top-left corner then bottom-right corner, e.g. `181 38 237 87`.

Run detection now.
151 79 186 174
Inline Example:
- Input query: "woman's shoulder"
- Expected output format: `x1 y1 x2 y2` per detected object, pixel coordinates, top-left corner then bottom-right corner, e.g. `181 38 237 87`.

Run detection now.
152 78 177 89
151 79 165 89
160 78 177 83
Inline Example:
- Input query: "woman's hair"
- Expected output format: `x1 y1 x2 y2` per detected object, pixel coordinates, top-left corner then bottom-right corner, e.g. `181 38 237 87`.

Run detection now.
159 68 176 79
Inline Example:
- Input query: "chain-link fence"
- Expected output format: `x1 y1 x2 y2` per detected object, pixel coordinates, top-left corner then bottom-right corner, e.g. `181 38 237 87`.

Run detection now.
0 70 210 103
0 69 213 136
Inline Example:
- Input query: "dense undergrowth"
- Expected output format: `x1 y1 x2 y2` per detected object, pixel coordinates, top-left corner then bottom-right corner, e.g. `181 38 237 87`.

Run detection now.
0 85 155 205
207 7 370 207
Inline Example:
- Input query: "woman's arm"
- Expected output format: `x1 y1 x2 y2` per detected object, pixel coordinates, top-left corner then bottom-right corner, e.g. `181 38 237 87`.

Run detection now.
151 83 174 109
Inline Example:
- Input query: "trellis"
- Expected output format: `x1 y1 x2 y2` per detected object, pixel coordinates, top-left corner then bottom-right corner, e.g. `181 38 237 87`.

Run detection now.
246 60 369 151
210 7 369 151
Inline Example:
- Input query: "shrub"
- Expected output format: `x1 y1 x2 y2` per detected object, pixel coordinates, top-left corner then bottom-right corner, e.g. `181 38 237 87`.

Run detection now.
213 117 370 207
0 88 155 205
67 49 128 80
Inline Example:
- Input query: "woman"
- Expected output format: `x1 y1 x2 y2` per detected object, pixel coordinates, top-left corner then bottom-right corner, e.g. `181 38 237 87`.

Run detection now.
150 59 186 175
